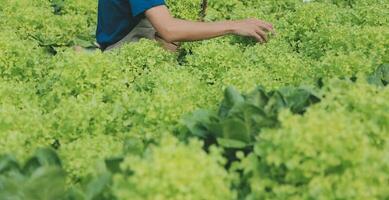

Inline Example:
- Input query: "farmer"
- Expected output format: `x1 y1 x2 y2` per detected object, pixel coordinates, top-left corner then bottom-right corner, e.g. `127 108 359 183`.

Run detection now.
96 0 275 51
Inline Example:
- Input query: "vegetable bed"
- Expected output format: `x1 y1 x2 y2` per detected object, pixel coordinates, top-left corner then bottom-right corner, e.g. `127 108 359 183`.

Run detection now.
0 0 388 199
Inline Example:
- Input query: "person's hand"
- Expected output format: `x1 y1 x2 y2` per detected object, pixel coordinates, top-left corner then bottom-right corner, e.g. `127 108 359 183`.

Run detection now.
230 19 276 43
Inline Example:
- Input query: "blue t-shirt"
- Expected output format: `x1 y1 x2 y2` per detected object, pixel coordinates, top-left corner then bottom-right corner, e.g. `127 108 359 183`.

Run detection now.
96 0 165 50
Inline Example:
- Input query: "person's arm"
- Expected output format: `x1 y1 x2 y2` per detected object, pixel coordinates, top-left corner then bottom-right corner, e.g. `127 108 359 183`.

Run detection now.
145 5 275 43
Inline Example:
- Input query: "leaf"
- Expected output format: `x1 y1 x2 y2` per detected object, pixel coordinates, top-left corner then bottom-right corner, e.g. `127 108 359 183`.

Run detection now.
245 86 269 108
23 148 62 175
63 188 86 200
0 174 28 200
367 63 389 86
265 91 287 116
25 166 67 200
221 118 251 143
375 63 389 85
0 155 20 174
217 138 248 149
105 157 124 174
219 86 245 117
381 64 389 83
242 104 278 131
50 0 65 14
84 172 112 200
123 138 145 155
207 122 223 138
181 109 215 138
73 38 94 48
367 74 384 86
281 88 321 113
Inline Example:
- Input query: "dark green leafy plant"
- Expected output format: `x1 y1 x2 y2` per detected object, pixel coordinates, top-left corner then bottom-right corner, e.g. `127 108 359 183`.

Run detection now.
0 148 67 200
179 86 321 150
0 148 115 200
367 63 389 87
242 79 389 200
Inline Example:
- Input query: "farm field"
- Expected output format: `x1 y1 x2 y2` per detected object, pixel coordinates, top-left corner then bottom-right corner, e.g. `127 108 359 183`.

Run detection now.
0 0 389 199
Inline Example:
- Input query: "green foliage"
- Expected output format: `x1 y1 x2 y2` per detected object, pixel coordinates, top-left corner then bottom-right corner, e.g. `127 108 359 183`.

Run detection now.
166 0 204 20
0 0 95 47
0 31 49 81
185 40 247 84
113 136 235 200
0 148 67 200
367 63 389 86
1 0 389 199
0 148 115 200
240 80 389 200
0 138 235 200
0 80 52 160
206 0 245 20
241 39 317 88
59 135 123 180
179 85 320 149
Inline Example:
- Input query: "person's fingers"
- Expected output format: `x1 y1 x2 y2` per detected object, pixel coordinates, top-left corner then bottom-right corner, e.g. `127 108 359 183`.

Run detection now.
267 25 276 36
259 20 273 29
250 31 264 43
255 28 268 42
253 20 276 35
259 23 276 35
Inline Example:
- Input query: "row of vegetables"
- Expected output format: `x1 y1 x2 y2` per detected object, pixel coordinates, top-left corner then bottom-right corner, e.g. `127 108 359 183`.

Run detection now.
1 0 388 199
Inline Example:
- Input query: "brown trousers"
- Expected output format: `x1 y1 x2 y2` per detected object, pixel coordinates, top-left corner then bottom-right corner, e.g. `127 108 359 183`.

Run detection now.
105 18 156 51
